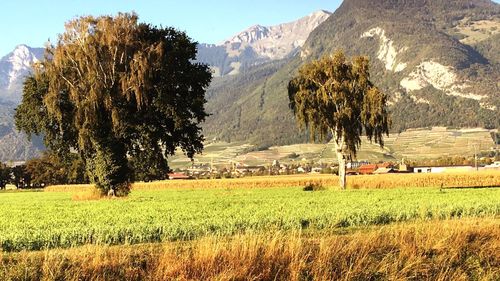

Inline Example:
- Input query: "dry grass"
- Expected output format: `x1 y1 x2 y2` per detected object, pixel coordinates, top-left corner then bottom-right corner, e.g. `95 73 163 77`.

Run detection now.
45 171 500 192
71 186 105 201
1 219 498 280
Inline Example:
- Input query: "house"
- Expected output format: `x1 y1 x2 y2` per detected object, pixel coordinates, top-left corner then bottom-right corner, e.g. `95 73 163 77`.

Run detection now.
358 163 393 175
347 161 368 169
297 167 306 173
413 166 474 173
168 173 192 180
485 161 500 169
373 167 396 174
235 165 265 174
311 167 323 174
358 164 378 174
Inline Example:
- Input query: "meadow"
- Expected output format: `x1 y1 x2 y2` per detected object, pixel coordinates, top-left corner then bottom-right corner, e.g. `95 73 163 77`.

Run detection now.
1 173 499 280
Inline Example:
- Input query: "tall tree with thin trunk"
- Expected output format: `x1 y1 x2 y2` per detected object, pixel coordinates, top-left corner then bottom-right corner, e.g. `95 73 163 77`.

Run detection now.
15 13 211 196
288 51 390 189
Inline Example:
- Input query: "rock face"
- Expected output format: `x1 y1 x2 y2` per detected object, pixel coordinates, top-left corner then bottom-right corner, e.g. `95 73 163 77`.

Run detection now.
197 10 331 76
0 45 44 103
0 45 45 161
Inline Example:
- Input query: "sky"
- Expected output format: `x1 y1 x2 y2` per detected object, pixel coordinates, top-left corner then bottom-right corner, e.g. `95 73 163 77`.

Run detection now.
0 0 343 55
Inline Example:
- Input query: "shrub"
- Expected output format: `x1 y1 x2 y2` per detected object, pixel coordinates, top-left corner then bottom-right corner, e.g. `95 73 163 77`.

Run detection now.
303 182 325 191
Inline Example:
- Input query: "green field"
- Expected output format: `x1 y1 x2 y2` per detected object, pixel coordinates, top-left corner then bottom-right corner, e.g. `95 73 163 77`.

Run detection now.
1 186 498 252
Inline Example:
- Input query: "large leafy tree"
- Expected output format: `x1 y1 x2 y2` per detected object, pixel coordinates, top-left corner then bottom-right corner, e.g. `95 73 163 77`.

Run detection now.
288 51 390 189
15 13 211 196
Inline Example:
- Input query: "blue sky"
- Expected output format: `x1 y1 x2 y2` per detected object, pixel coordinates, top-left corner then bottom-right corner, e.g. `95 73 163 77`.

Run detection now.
0 0 342 55
1 0 499 56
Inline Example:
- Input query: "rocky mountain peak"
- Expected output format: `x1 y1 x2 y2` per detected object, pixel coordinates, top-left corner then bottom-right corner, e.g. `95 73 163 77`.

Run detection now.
197 10 331 77
0 45 44 102
222 10 331 60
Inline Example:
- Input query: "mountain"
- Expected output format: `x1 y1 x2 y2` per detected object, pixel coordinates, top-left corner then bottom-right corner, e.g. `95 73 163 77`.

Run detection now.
0 45 45 161
0 45 44 104
1 3 499 160
197 10 331 76
203 0 500 147
0 12 330 161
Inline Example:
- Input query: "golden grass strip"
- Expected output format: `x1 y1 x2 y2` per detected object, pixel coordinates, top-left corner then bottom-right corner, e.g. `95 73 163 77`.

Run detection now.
45 170 500 192
1 219 498 280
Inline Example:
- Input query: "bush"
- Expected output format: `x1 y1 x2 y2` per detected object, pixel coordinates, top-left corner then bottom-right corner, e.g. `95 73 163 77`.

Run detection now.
303 182 325 191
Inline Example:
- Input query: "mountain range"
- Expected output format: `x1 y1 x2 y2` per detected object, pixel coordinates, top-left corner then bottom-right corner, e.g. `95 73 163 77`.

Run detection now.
0 0 499 161
203 0 500 147
196 10 331 77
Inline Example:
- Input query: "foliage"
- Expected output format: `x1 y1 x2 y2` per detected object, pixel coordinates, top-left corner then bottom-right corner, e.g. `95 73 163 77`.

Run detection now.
288 51 390 157
0 184 498 251
15 13 212 195
302 182 325 191
9 165 31 188
0 163 10 189
25 152 88 186
288 51 390 188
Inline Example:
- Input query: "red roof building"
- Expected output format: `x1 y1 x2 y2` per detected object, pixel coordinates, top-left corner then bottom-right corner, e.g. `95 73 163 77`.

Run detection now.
358 163 393 175
358 164 379 174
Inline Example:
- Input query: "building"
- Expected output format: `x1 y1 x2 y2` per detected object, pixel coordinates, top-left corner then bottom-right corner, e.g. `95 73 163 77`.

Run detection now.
373 167 396 174
413 166 474 173
168 173 192 180
347 161 369 169
484 161 500 169
358 163 393 175
358 164 378 174
235 165 265 175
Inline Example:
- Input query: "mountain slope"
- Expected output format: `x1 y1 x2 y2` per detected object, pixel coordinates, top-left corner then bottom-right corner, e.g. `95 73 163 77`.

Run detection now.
0 12 331 161
0 45 44 104
0 45 45 161
203 0 499 146
197 10 331 76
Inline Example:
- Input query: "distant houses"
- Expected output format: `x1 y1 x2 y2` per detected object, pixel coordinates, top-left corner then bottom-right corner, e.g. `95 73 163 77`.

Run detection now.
173 158 499 179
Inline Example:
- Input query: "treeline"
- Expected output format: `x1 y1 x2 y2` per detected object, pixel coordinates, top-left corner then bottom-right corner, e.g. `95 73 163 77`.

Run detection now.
0 153 88 189
0 151 173 190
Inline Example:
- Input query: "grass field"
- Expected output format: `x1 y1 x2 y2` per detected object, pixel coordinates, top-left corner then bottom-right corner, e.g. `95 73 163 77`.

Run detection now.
1 173 499 280
1 179 499 252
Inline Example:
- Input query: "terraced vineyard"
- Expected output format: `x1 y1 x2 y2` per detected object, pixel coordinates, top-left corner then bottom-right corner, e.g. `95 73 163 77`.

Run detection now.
170 127 495 168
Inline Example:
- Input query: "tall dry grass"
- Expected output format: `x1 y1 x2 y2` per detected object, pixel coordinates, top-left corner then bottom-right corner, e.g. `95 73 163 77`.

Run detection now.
1 219 498 280
45 170 500 192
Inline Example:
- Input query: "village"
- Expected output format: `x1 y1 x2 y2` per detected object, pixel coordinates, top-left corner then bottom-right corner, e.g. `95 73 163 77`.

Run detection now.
167 159 500 180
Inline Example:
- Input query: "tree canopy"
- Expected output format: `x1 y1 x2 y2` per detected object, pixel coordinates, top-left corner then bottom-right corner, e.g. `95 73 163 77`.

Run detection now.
288 51 390 188
15 13 212 195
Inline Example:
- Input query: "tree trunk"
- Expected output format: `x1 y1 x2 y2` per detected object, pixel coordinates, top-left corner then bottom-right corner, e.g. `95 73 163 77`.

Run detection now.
332 130 347 189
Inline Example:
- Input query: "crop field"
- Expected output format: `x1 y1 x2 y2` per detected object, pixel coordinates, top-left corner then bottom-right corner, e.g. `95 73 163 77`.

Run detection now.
47 170 500 191
1 179 499 252
1 172 499 280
